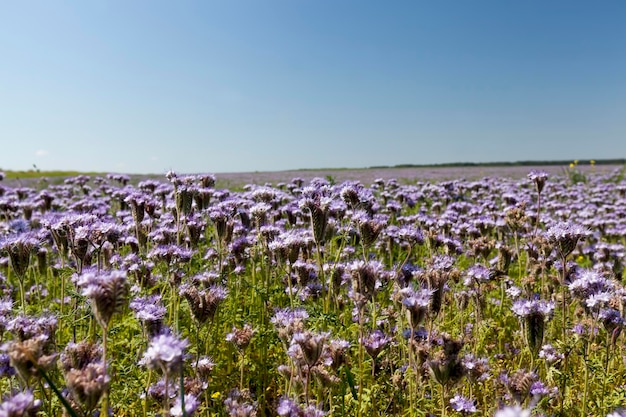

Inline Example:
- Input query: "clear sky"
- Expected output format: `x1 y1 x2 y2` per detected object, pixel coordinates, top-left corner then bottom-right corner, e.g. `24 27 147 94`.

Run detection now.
1 1 625 174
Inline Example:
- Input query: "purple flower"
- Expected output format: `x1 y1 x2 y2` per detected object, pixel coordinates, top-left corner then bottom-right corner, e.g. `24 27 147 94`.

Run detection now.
140 333 189 376
464 264 491 286
538 344 563 364
511 299 554 318
130 295 166 323
0 390 42 417
288 331 329 367
276 397 300 416
0 232 39 278
224 389 257 417
461 354 490 382
74 269 128 329
148 244 193 265
170 393 200 417
546 222 586 258
226 324 256 351
361 330 391 359
449 394 477 413
6 314 57 342
527 170 548 193
271 308 309 341
568 269 613 299
130 295 166 336
0 353 15 377
529 380 551 397
180 284 228 325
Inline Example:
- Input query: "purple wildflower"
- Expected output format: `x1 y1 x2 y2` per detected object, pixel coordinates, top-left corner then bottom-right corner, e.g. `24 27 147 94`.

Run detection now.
170 393 200 417
527 170 548 193
400 287 433 328
271 308 309 341
140 333 189 376
276 397 300 416
226 324 256 351
449 394 477 413
538 344 563 364
74 269 128 329
461 354 491 382
0 232 39 278
130 294 166 336
0 353 15 377
288 331 329 367
511 299 555 318
361 330 391 359
546 222 586 258
224 389 257 417
0 390 42 417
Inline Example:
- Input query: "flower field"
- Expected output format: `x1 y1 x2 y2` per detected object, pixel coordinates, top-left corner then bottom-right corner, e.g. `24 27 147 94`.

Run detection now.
1 165 626 416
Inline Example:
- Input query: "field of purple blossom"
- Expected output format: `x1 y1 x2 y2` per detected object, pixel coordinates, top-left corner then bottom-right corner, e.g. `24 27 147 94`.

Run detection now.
1 164 626 417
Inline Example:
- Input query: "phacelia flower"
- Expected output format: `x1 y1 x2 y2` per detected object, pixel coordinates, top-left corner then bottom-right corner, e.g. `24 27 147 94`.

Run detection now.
546 222 586 258
226 324 256 351
75 269 129 329
0 390 42 417
450 394 477 413
140 333 189 376
170 393 200 417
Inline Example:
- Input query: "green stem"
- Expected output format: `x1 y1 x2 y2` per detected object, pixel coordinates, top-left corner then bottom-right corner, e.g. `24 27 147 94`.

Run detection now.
37 367 80 417
358 307 365 417
601 332 612 416
101 325 109 417
582 338 590 417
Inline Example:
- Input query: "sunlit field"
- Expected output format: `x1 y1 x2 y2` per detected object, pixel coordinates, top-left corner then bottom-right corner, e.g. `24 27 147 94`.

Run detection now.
1 164 626 417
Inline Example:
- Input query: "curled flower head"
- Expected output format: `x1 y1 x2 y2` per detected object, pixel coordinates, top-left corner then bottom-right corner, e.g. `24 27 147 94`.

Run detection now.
0 232 39 279
289 331 329 367
224 389 257 417
65 361 110 414
180 284 228 325
400 287 433 328
271 308 309 341
75 269 128 329
3 335 57 386
360 330 390 360
129 295 166 337
546 222 586 259
226 324 256 351
512 298 554 353
140 333 189 376
527 170 548 194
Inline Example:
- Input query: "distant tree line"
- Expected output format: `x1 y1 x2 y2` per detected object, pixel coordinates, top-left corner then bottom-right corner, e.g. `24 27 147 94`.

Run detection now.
370 159 626 169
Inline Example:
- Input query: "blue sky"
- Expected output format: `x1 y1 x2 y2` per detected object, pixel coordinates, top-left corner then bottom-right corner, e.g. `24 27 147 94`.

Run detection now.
1 1 625 174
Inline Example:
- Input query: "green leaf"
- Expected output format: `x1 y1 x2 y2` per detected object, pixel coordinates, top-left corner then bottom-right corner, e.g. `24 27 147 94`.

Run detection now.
343 365 358 401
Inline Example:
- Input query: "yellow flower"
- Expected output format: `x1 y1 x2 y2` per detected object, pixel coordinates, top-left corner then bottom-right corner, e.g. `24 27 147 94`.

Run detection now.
569 163 575 169
590 160 595 165
211 391 221 399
